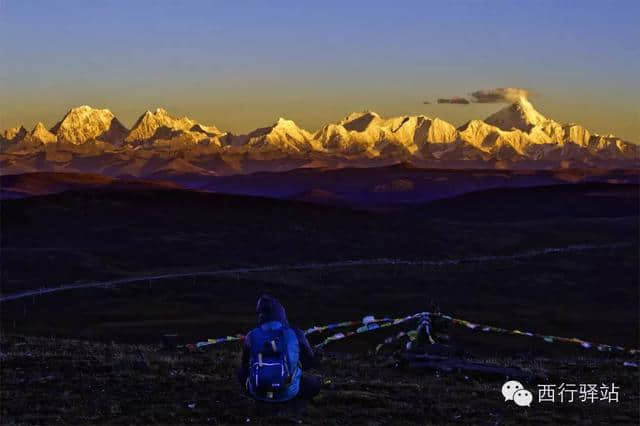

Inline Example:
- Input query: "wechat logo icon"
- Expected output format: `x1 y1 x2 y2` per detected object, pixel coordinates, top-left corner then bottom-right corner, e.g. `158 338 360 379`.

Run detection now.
502 380 533 407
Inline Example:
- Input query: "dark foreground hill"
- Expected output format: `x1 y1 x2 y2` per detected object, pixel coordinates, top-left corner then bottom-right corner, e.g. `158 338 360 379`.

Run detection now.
1 182 637 295
0 172 180 199
1 179 638 424
416 183 639 221
1 181 637 346
201 165 640 207
2 167 638 206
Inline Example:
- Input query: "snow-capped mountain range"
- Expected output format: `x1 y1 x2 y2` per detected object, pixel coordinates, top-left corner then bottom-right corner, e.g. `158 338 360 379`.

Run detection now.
1 98 638 174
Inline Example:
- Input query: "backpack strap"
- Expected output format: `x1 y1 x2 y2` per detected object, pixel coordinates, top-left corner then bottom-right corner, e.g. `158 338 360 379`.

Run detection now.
280 327 294 384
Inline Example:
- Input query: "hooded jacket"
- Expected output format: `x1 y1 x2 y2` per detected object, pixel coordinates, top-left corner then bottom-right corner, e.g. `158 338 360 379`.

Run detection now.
239 295 315 400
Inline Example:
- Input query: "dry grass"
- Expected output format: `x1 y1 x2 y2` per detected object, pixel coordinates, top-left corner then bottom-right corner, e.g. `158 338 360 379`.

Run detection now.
1 335 638 425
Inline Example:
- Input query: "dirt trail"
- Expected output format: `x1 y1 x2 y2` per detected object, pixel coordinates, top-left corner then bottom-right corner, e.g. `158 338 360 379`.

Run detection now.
0 242 630 303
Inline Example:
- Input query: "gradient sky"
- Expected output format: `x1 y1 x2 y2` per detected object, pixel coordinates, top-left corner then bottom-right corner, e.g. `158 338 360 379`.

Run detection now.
1 0 639 141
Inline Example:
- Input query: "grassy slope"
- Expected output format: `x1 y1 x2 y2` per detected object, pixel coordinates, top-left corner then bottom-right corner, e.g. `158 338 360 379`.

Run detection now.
1 335 638 425
1 184 638 424
1 184 637 293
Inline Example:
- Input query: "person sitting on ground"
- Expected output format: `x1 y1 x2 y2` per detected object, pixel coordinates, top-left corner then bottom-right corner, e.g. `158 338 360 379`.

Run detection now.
238 294 320 402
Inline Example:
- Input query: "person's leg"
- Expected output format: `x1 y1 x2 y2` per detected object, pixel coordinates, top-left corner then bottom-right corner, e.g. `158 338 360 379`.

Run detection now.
284 374 321 419
297 374 321 400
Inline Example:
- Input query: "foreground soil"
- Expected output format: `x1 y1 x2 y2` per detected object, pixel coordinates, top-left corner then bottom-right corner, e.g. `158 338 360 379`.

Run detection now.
1 335 638 425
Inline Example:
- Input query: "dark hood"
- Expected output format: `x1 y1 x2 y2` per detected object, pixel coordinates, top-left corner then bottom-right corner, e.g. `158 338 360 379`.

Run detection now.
256 294 289 326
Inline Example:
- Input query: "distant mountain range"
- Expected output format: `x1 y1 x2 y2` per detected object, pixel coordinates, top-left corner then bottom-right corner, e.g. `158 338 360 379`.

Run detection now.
2 98 638 176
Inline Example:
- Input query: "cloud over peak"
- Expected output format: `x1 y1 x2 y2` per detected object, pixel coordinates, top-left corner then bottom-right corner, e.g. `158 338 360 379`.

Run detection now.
469 87 533 103
433 87 533 106
437 97 470 105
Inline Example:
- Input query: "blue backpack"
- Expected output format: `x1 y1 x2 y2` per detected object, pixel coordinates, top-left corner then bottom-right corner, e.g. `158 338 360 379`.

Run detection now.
247 321 301 401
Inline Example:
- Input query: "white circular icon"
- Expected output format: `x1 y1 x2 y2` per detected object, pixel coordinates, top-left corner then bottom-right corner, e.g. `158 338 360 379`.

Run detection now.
501 380 524 401
513 389 533 407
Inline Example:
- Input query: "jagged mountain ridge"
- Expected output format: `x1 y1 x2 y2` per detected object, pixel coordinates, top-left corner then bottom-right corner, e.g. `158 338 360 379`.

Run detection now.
485 96 549 131
29 122 57 144
230 117 321 153
50 105 129 146
1 100 638 173
125 108 225 147
2 126 27 143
